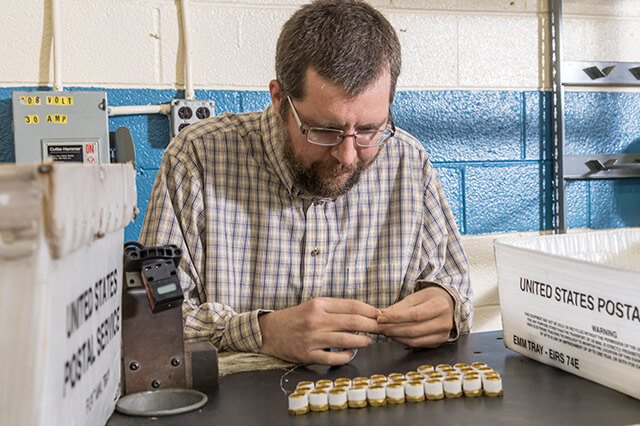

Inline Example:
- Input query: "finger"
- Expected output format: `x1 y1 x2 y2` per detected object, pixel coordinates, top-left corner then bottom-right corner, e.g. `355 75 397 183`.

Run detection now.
320 331 373 350
309 349 359 366
295 331 371 357
379 316 451 340
379 288 454 324
321 313 382 334
378 300 445 324
319 298 380 319
376 293 422 323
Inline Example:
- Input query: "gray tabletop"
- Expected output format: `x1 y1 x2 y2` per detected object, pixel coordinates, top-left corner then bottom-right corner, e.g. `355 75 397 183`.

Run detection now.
108 331 640 425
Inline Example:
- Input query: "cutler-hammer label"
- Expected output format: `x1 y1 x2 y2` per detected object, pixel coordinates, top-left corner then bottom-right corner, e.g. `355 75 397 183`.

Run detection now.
47 145 83 162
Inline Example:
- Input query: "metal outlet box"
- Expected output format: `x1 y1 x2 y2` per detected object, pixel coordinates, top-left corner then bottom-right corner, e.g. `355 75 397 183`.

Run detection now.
170 99 215 138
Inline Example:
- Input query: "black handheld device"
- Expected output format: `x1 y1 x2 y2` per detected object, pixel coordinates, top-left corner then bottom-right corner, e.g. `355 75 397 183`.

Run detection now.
123 241 183 313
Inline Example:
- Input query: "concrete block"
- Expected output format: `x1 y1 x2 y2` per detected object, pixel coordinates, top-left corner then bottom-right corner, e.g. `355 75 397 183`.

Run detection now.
564 16 640 62
194 0 306 5
107 87 177 110
199 89 242 114
565 180 590 229
234 8 293 86
465 162 553 234
524 0 547 12
581 18 640 62
527 0 640 16
590 179 640 229
564 92 640 155
563 0 640 18
0 3 46 85
168 5 291 89
458 15 542 89
393 90 522 162
562 18 586 61
456 0 527 12
382 0 457 10
389 13 457 88
239 91 272 113
62 2 158 85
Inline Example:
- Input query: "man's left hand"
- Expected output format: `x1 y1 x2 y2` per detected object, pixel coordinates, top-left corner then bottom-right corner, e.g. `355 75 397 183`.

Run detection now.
376 285 454 347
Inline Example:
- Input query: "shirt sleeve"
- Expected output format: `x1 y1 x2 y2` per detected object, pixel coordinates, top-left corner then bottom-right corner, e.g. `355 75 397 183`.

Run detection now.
139 147 264 353
413 159 473 339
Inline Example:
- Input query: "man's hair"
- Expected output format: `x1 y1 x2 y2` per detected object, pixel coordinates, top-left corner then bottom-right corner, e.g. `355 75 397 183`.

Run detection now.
276 0 401 105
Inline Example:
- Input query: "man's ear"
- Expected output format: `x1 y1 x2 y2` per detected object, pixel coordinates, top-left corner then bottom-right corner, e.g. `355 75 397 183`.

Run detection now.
269 80 283 118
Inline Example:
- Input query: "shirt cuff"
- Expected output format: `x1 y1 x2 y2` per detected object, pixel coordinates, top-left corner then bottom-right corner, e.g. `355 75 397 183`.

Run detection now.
413 280 463 342
219 309 269 353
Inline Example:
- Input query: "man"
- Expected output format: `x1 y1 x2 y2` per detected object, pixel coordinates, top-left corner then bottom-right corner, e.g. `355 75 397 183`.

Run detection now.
140 0 472 366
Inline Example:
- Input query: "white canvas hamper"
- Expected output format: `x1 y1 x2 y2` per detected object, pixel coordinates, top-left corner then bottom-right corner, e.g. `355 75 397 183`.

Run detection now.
0 163 137 425
494 228 640 400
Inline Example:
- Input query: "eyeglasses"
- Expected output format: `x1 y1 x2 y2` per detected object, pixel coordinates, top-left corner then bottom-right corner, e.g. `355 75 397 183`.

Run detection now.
287 96 395 147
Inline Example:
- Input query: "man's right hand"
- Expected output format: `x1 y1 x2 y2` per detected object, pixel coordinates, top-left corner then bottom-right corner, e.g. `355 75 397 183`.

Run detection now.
258 297 381 365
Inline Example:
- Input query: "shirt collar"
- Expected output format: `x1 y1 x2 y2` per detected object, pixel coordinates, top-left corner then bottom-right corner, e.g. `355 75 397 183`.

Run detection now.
260 104 301 198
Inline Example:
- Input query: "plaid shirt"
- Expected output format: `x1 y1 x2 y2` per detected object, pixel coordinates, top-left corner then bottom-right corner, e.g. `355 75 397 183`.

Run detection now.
140 104 472 353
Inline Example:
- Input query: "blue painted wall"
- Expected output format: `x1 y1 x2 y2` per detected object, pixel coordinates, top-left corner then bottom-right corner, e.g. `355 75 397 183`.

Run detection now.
1 87 638 241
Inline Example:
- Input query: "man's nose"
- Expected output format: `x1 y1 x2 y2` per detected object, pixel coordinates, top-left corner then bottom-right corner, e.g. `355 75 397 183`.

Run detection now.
330 135 358 166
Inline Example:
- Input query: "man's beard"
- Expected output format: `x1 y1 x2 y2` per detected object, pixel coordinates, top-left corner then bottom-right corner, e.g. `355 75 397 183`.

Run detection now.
281 124 377 199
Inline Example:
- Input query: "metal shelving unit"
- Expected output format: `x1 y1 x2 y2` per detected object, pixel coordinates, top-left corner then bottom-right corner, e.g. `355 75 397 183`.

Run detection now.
550 0 640 233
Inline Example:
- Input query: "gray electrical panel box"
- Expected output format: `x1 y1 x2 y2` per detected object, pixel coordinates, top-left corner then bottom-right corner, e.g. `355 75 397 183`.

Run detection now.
12 90 110 164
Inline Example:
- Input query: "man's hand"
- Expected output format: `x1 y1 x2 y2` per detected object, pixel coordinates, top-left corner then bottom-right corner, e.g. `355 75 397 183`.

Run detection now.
377 285 455 347
258 297 380 365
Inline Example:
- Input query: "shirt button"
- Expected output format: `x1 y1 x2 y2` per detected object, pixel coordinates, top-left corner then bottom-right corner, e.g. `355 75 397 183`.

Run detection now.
310 248 320 257
313 201 324 206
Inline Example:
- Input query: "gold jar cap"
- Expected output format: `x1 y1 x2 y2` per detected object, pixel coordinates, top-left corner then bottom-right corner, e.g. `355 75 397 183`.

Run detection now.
370 374 387 382
417 364 434 373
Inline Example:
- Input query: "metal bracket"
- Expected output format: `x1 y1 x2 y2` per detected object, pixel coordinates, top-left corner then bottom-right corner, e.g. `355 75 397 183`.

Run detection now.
564 153 640 179
563 61 640 86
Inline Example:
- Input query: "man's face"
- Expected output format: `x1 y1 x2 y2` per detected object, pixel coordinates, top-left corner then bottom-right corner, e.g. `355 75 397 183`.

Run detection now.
278 68 391 198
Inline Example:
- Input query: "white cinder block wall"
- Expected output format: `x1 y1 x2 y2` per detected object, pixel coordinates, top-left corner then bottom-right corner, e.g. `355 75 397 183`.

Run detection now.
1 1 639 332
3 1 640 91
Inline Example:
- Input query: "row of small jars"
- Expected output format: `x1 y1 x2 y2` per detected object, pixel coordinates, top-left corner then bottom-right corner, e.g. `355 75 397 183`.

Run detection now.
288 363 503 415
